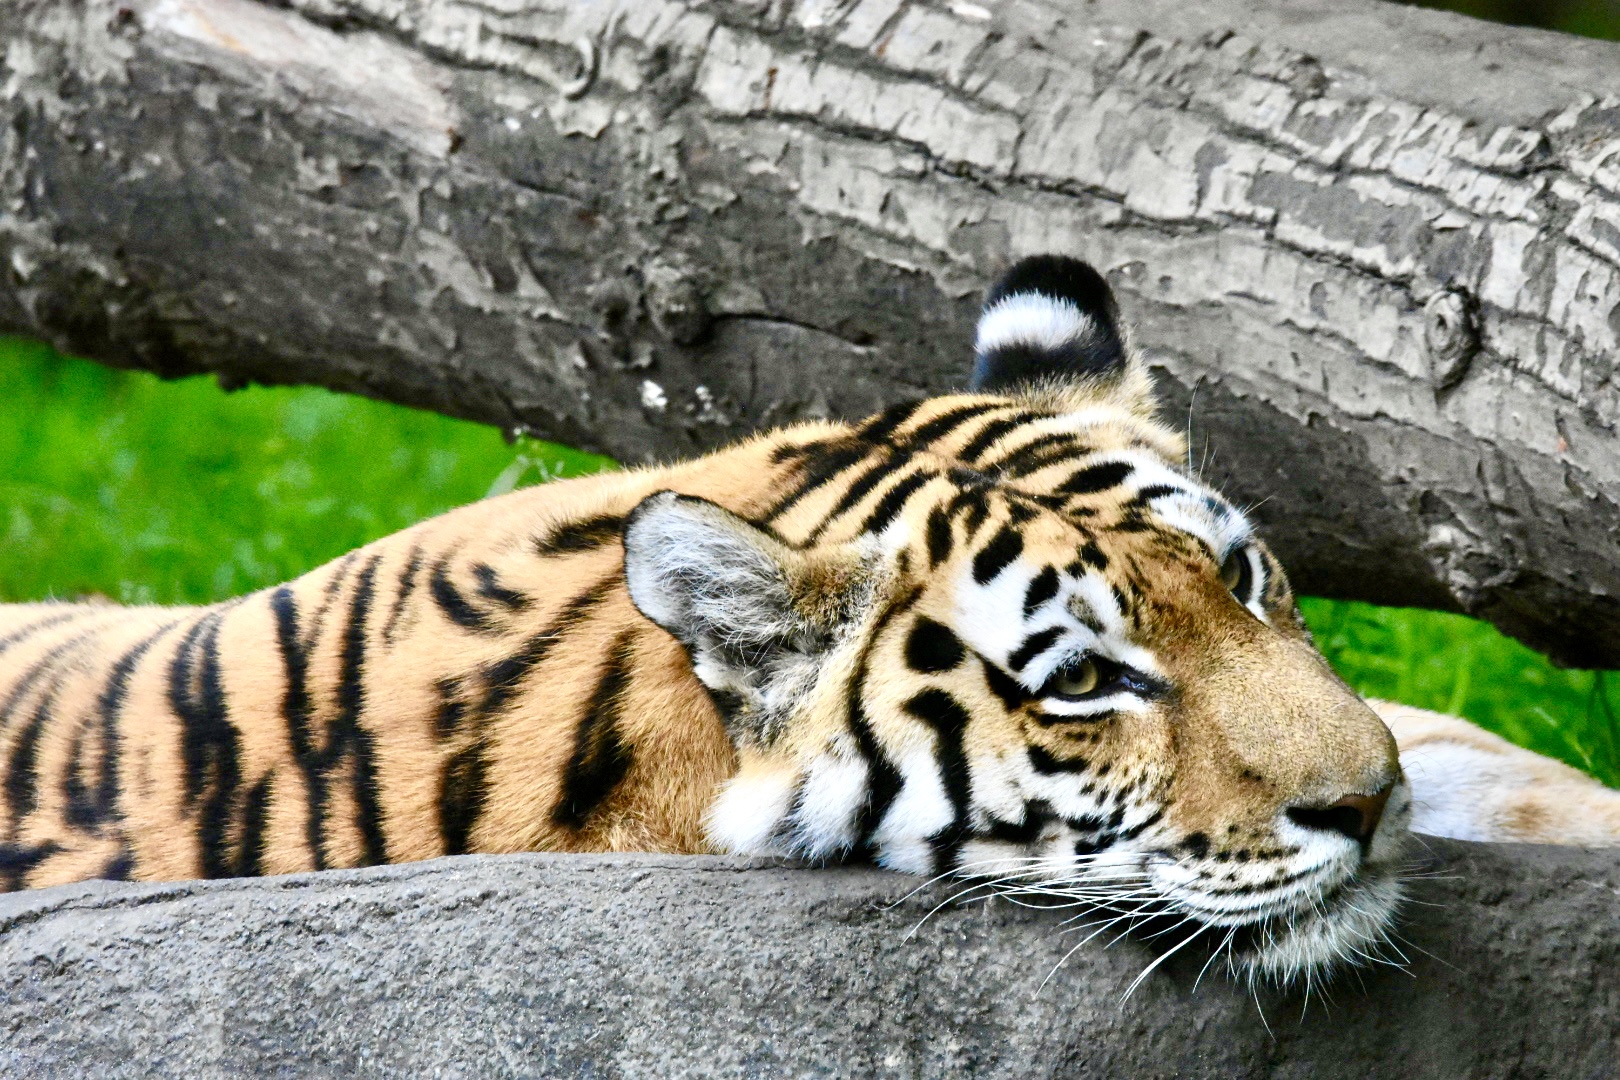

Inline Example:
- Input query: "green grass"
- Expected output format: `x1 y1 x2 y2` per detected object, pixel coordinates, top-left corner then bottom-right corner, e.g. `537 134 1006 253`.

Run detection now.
0 340 1615 788
1400 0 1620 40
1301 599 1619 788
0 338 611 607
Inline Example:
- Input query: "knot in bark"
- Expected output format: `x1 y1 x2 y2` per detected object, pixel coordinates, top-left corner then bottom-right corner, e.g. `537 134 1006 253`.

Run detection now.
1422 290 1479 391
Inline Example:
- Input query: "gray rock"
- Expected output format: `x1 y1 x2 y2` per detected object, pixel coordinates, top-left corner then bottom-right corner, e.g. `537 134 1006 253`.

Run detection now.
2 842 1616 1077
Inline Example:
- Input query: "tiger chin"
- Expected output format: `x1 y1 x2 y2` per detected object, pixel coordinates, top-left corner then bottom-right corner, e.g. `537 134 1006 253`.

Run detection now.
0 253 1413 988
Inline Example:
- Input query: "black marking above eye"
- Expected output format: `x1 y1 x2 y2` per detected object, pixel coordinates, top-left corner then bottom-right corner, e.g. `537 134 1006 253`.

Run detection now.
1022 566 1060 616
905 616 965 674
1007 626 1064 673
1132 483 1183 504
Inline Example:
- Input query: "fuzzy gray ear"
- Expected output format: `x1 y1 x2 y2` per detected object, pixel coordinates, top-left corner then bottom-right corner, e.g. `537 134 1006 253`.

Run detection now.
624 493 819 729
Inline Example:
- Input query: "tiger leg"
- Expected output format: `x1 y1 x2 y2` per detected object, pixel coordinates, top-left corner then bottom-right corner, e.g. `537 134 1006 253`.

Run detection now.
1373 699 1620 846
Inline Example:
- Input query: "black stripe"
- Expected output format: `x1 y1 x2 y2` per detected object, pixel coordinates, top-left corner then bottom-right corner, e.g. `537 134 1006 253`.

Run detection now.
439 742 488 856
956 413 1038 463
100 845 135 882
381 543 425 645
62 725 96 829
5 678 66 837
857 400 926 444
1 628 107 838
902 402 1005 448
0 629 97 732
771 439 822 465
270 586 326 870
848 587 922 857
982 662 1026 712
1029 744 1090 774
804 449 914 543
433 678 467 741
477 577 618 719
1008 626 1064 673
955 491 990 539
1023 566 1061 616
169 610 241 878
926 506 953 568
762 440 871 523
860 469 933 535
333 554 388 867
551 630 638 830
1056 460 1133 496
437 576 620 850
0 610 83 658
992 432 1081 476
0 841 59 892
305 553 359 646
473 563 529 611
1131 483 1183 505
985 800 1055 845
902 689 974 873
905 617 965 674
234 773 274 877
91 622 176 827
1079 542 1108 571
971 526 1024 584
534 513 627 557
1113 808 1163 843
431 559 496 633
1008 442 1094 481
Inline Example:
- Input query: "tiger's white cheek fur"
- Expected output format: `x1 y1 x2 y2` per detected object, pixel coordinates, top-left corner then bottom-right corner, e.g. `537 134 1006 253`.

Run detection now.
968 752 1028 826
790 750 870 859
871 748 957 874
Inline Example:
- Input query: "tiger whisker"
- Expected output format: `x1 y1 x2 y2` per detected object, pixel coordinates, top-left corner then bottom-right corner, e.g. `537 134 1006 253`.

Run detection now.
1121 917 1205 1003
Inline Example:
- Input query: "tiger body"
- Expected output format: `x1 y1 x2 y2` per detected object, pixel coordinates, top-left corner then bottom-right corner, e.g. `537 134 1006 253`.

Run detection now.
0 427 824 886
3 255 1613 984
0 387 1200 888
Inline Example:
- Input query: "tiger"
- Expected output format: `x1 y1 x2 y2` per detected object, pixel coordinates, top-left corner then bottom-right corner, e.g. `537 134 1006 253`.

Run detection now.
1 254 1614 987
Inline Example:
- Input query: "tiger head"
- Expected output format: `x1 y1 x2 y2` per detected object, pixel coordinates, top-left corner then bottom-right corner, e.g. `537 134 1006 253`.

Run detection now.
623 256 1409 984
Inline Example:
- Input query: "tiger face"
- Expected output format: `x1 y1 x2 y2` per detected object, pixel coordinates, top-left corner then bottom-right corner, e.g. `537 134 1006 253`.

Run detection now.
625 257 1408 983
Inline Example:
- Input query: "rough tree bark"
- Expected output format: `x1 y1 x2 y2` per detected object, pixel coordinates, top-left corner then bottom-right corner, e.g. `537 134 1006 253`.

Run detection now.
0 0 1618 666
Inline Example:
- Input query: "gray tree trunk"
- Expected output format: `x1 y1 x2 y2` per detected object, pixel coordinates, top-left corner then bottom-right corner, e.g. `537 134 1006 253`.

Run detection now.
1 0 1618 666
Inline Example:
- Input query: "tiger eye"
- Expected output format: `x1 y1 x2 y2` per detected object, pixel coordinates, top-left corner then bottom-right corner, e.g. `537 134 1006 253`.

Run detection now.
1220 547 1253 598
1050 658 1100 698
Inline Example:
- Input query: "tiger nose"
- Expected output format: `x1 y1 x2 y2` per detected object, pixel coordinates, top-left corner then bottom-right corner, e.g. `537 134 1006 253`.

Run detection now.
1286 781 1395 847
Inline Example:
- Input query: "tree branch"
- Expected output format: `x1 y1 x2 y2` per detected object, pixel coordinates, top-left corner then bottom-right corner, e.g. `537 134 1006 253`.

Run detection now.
2 0 1619 664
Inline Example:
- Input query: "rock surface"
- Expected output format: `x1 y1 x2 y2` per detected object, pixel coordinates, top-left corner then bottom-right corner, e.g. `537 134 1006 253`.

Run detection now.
2 843 1617 1077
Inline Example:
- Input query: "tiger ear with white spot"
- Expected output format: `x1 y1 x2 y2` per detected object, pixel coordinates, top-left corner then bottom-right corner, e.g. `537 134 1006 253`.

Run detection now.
623 492 834 742
971 255 1157 416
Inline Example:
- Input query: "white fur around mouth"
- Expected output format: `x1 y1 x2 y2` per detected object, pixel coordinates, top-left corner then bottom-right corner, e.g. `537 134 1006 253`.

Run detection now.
1230 871 1407 985
950 847 1408 988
